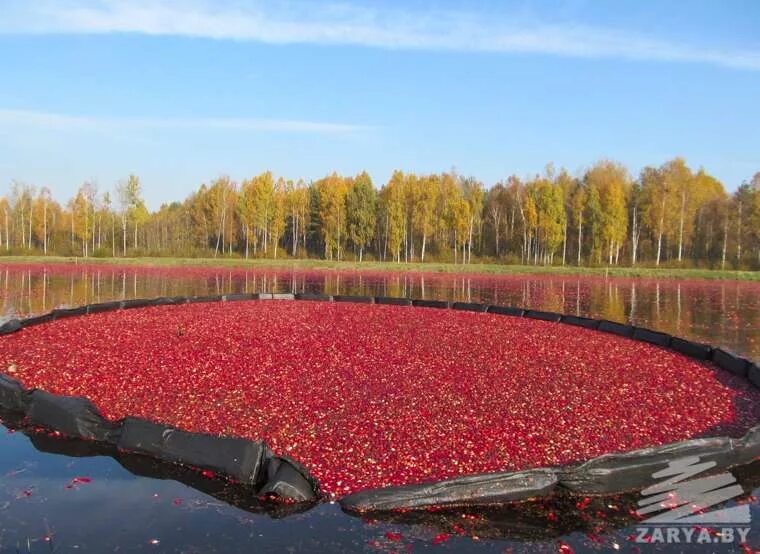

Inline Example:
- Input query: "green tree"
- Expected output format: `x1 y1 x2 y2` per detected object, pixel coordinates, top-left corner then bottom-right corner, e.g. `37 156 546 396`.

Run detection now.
270 177 287 258
690 169 726 264
70 182 97 257
583 181 604 264
346 171 377 261
662 157 694 262
585 161 629 265
286 179 310 257
555 169 575 265
640 166 670 266
116 175 146 255
484 183 506 257
461 177 484 264
379 171 406 262
569 181 586 265
237 177 257 258
315 173 349 260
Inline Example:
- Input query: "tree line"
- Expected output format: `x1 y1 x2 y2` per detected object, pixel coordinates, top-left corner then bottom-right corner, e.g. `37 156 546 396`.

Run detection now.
1 158 759 269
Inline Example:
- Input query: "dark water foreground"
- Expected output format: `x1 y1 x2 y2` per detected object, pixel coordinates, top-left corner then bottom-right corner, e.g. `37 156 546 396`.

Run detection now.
1 419 758 553
0 262 759 552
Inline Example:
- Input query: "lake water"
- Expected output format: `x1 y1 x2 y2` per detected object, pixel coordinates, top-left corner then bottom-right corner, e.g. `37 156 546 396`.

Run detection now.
0 262 758 552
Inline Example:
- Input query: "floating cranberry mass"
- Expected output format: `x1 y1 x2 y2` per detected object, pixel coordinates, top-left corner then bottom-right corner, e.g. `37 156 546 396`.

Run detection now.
1 300 758 498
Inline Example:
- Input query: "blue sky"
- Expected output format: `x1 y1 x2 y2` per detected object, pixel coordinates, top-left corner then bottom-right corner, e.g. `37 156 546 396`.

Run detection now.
0 0 758 208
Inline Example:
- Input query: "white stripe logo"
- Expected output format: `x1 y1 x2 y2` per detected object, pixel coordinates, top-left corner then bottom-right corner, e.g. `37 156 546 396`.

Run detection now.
637 456 750 524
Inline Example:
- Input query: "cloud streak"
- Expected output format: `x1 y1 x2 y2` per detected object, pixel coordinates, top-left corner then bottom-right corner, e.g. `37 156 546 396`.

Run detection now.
1 0 759 70
0 108 369 135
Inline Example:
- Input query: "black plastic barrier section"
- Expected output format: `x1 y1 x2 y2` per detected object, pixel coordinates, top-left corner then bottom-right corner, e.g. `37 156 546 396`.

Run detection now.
525 310 562 323
333 295 374 304
632 327 672 347
557 433 759 494
0 319 22 334
340 469 558 512
87 300 124 314
751 364 760 388
340 424 760 512
224 293 257 302
453 302 488 313
412 299 449 309
375 296 413 306
118 416 267 485
712 348 750 377
260 455 320 501
559 315 599 329
0 294 758 514
19 313 55 327
0 373 319 503
486 305 525 317
52 306 88 319
0 411 315 519
598 320 635 338
0 374 28 412
27 390 120 443
187 294 224 304
295 292 332 302
670 336 712 360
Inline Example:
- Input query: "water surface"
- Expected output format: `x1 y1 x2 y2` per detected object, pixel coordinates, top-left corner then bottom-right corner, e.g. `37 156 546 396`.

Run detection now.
2 263 759 358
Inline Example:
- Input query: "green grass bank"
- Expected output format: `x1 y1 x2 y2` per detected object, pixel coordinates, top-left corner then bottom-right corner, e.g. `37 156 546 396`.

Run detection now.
1 255 758 281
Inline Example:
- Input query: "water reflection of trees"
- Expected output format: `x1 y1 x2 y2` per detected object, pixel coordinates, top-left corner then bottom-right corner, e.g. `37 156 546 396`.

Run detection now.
1 266 758 359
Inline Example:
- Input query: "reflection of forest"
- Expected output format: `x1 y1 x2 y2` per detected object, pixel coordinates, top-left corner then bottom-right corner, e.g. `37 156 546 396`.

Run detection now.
1 265 758 359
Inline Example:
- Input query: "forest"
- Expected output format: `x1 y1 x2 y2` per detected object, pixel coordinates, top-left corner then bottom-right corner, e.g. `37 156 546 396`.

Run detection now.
1 158 759 269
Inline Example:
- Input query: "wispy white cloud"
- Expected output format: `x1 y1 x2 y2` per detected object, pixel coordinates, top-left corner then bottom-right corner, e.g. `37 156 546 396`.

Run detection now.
1 0 759 70
0 108 369 134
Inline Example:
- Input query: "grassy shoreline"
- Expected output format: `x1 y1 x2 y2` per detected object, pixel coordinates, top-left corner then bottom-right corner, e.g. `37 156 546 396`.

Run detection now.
1 255 758 281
